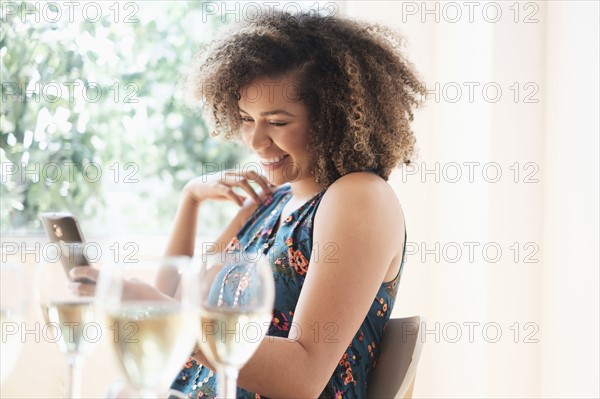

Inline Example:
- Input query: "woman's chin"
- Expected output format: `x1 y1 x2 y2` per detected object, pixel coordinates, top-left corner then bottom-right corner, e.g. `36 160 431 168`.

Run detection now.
266 175 285 186
260 165 306 187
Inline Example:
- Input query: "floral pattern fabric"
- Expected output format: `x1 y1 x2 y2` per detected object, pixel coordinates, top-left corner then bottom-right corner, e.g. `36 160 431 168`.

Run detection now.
170 184 406 398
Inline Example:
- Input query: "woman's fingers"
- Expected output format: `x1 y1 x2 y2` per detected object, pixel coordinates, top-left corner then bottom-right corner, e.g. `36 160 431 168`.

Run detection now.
219 183 246 206
184 169 273 206
69 266 100 281
244 170 273 197
68 281 96 297
70 266 99 283
222 172 263 204
237 179 261 203
68 267 98 296
223 170 273 202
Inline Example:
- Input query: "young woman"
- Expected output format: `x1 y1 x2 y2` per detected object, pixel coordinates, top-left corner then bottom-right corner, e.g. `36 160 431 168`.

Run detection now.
71 9 425 399
165 10 426 399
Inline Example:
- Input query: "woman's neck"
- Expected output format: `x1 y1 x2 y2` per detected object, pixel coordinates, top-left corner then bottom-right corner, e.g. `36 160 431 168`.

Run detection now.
288 179 325 201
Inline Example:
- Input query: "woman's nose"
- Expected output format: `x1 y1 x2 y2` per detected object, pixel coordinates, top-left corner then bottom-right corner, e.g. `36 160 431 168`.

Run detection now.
248 123 272 151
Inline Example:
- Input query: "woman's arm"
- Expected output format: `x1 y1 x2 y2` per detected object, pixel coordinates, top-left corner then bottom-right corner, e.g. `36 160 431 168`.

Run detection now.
70 171 272 299
234 172 405 398
157 171 273 297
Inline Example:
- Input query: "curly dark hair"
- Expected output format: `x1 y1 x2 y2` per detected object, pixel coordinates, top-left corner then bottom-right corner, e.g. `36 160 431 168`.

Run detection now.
186 10 427 186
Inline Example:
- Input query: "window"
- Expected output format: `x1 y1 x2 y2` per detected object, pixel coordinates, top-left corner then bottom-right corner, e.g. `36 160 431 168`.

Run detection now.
1 1 248 237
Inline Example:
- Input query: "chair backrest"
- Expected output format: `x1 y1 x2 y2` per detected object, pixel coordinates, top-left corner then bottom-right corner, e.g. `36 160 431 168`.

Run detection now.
367 316 424 399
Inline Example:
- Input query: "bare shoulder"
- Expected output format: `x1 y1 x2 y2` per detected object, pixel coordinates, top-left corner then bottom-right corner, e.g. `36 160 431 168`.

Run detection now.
319 172 402 215
314 172 404 255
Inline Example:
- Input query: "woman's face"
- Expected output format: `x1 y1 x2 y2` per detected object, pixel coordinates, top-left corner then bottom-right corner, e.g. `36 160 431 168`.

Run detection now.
238 74 313 188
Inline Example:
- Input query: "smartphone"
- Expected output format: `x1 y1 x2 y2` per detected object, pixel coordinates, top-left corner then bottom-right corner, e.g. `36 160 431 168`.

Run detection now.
40 212 94 283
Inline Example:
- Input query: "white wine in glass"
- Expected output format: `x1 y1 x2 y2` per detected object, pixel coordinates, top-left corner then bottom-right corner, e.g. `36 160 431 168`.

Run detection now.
40 301 95 354
96 256 198 398
36 258 98 399
0 263 27 385
199 307 272 370
195 250 275 398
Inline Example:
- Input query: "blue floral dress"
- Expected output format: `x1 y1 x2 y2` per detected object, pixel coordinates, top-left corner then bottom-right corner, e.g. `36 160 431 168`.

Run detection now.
170 184 406 398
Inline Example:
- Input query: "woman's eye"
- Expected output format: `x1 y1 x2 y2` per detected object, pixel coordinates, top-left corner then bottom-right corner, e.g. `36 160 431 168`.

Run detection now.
239 116 286 126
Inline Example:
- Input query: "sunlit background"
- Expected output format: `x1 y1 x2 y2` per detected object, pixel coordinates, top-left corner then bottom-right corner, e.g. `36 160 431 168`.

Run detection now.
1 1 598 398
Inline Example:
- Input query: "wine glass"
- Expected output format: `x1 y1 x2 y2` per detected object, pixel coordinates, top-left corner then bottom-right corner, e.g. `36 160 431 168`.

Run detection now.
0 263 27 385
35 244 97 399
195 250 275 398
95 256 197 398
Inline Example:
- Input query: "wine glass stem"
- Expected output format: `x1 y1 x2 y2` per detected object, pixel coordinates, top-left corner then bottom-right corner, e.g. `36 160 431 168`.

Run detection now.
217 367 239 399
66 354 83 399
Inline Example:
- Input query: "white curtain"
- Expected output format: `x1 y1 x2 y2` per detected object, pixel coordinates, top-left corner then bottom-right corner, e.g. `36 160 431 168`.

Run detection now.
342 1 599 397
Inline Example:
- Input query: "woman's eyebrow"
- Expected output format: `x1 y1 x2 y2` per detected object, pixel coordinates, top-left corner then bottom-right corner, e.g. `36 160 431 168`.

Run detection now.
238 108 296 117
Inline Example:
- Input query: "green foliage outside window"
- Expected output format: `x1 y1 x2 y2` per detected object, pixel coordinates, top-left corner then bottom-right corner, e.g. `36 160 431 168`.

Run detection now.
1 1 248 234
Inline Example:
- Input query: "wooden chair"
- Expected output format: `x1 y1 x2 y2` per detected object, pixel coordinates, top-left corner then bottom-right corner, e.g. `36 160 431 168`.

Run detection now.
367 316 424 399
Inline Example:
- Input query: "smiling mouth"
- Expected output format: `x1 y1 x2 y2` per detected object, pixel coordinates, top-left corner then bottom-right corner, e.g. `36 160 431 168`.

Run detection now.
260 154 290 167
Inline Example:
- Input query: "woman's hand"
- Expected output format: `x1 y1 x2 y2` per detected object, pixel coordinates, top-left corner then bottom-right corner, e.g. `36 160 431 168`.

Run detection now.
68 266 99 296
190 343 217 372
69 266 175 302
183 169 273 207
